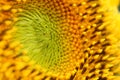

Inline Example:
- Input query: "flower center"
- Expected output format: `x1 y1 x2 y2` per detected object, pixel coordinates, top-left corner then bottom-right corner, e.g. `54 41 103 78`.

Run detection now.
13 7 62 72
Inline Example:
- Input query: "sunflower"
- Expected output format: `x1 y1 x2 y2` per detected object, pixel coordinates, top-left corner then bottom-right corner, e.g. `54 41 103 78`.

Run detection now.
0 0 120 80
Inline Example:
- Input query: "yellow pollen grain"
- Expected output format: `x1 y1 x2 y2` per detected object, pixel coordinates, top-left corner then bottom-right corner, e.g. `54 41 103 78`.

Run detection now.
79 13 83 16
22 69 31 77
87 26 91 29
4 20 12 25
16 0 22 2
92 24 97 27
3 34 12 40
15 62 27 70
90 50 94 54
100 38 105 42
11 9 18 13
9 42 20 49
92 3 97 7
12 17 18 22
4 50 14 56
18 8 23 12
0 41 7 49
2 5 12 11
96 32 101 35
96 15 102 19
95 70 100 74
21 56 30 62
94 55 100 60
83 15 87 18
102 55 109 60
72 3 77 7
105 64 113 68
81 2 86 5
95 63 101 68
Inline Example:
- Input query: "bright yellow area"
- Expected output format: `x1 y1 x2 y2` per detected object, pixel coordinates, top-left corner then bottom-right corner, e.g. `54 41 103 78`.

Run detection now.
108 0 119 7
100 0 120 13
100 0 120 38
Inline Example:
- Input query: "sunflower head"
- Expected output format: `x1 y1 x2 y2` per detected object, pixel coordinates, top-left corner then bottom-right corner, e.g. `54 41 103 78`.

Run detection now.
0 0 120 80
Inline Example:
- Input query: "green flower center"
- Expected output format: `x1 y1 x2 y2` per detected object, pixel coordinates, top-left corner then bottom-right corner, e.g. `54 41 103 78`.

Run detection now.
13 6 63 72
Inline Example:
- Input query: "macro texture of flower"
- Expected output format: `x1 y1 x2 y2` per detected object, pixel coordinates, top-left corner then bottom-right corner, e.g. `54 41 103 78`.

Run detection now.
0 0 120 80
